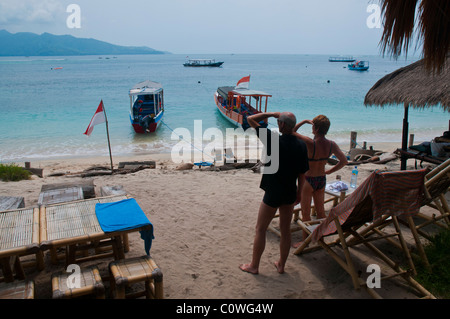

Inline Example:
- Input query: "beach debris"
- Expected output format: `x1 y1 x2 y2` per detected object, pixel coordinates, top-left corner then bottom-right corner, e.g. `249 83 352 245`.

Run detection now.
176 163 194 170
208 160 260 172
23 162 43 178
118 161 156 169
347 152 399 165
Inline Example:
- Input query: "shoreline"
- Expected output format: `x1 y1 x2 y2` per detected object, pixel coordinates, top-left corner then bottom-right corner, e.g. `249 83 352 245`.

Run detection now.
11 141 404 172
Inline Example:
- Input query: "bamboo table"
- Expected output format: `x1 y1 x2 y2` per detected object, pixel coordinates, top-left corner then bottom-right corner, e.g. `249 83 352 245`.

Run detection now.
39 195 152 265
0 207 43 282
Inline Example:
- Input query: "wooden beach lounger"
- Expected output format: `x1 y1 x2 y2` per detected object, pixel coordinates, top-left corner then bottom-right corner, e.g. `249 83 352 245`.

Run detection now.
293 169 434 299
367 159 450 270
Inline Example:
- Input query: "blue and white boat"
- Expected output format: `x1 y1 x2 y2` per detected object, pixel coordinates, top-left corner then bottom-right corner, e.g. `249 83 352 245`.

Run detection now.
129 81 164 133
348 60 369 71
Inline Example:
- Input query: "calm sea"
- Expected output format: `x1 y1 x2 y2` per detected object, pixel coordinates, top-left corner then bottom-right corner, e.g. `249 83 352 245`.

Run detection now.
0 54 448 163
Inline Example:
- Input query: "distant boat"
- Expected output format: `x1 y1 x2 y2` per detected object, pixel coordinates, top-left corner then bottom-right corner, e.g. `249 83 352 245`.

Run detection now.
329 56 356 62
129 80 164 133
348 60 369 71
183 58 224 67
214 76 272 130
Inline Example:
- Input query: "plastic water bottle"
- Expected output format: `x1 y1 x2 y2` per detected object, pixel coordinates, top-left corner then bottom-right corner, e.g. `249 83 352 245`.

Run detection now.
350 166 358 188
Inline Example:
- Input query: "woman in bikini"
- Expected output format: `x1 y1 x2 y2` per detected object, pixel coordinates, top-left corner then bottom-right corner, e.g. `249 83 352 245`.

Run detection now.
292 115 348 232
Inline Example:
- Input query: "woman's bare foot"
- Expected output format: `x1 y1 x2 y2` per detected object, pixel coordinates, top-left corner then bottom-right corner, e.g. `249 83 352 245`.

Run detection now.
239 263 258 275
274 261 285 274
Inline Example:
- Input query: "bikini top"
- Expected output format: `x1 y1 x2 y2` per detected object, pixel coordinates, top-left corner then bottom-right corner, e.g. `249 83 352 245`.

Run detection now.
309 140 332 162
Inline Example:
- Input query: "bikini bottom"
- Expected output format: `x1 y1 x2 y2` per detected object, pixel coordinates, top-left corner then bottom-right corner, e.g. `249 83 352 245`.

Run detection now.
305 175 326 191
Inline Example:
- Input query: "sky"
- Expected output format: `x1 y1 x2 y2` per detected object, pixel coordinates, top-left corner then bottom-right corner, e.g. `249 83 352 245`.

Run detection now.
0 0 422 55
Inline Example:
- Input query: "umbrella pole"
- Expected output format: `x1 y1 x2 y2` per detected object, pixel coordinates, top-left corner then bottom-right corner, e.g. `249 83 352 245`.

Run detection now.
401 103 409 170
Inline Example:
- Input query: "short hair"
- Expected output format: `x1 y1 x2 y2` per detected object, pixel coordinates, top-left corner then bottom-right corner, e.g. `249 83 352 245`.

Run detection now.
313 115 330 135
279 113 296 130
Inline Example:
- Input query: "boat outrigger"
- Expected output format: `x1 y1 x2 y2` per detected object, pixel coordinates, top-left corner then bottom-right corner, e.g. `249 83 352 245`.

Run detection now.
214 76 272 130
348 60 369 71
183 59 224 67
129 80 164 133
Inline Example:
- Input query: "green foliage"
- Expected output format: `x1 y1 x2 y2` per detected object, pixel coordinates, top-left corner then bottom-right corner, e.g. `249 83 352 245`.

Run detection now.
414 228 450 298
0 163 32 181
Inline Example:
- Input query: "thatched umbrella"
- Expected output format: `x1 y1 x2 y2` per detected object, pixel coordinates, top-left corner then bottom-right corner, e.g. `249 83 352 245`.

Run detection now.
379 0 450 73
364 55 449 169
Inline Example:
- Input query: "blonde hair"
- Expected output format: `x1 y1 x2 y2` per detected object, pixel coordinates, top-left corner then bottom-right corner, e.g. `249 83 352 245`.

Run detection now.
313 115 330 135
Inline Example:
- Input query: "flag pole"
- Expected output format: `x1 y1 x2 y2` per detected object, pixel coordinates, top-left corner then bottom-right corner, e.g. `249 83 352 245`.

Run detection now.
102 101 114 173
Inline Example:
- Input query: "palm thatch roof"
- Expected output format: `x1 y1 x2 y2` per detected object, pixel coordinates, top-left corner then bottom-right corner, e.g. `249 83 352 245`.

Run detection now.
379 0 450 73
364 55 450 110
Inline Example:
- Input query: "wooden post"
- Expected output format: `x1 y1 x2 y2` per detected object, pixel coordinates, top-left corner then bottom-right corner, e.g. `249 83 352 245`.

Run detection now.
409 134 414 147
401 103 409 170
350 131 357 149
101 101 114 174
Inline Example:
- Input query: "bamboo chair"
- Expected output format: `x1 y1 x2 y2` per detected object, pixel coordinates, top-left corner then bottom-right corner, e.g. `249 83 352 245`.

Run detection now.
293 169 434 299
359 159 450 271
411 158 450 236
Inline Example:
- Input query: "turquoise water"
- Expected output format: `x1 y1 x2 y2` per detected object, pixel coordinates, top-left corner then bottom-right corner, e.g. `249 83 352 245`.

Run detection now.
0 54 448 162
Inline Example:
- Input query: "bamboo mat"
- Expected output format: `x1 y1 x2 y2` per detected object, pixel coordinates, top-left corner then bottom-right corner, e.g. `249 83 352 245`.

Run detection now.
41 195 128 243
0 207 39 254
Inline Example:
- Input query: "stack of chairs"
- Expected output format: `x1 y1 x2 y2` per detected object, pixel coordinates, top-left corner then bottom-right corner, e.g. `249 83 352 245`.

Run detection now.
293 168 435 299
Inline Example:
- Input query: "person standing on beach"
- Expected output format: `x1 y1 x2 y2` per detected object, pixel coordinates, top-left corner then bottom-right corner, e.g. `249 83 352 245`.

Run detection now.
239 111 309 274
292 115 348 243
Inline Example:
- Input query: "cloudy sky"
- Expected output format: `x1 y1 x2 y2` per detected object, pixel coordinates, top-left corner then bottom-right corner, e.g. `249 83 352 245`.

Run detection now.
0 0 421 55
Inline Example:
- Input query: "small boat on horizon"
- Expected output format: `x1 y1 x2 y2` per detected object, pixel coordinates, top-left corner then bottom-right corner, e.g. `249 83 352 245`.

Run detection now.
329 56 356 62
214 76 272 130
183 58 224 67
129 80 164 133
348 60 369 71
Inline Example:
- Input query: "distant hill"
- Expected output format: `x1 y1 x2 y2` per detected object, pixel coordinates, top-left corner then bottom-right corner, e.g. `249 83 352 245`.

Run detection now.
0 30 168 56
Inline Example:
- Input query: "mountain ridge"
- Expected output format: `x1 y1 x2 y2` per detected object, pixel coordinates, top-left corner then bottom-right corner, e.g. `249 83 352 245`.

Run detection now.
0 30 168 56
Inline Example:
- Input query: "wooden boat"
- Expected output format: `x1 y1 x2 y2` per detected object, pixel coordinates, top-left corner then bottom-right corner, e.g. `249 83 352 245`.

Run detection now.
183 59 224 67
348 60 369 71
129 81 164 133
329 56 355 62
214 77 272 130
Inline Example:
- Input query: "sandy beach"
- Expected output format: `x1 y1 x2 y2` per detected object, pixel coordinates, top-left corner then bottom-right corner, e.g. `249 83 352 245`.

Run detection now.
0 141 441 299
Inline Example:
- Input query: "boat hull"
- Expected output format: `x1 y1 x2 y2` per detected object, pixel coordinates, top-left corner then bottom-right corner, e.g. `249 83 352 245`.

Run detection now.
130 111 163 134
184 62 224 67
348 66 369 71
214 92 267 130
215 93 242 127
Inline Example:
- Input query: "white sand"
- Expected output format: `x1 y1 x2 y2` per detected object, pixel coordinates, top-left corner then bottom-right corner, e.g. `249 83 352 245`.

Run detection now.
0 141 440 299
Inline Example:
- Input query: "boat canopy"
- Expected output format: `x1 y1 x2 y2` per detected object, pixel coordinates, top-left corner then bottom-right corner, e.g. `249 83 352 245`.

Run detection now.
217 86 272 99
129 80 163 96
232 88 272 97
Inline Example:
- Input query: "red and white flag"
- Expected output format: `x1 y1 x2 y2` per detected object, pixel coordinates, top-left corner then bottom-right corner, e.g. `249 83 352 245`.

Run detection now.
235 75 250 89
84 100 106 136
